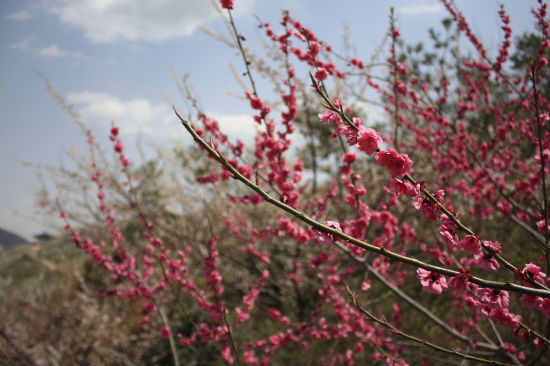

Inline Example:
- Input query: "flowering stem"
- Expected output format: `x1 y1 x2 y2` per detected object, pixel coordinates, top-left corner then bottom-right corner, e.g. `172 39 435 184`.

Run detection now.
223 307 241 366
345 285 516 366
155 299 180 366
335 242 499 351
312 73 549 291
531 62 550 274
389 7 399 147
403 173 550 292
175 107 550 298
227 9 258 98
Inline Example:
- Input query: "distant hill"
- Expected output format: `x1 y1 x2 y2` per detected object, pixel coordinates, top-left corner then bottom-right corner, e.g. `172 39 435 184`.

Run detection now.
0 227 28 250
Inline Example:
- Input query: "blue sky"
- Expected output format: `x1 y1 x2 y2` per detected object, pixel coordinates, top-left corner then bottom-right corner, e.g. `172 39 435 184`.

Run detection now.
0 0 542 240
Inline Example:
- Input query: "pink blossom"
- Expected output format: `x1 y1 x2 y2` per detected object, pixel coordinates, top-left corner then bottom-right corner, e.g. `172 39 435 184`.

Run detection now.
343 152 357 164
439 214 458 247
416 268 448 294
488 309 521 329
114 141 123 153
318 110 342 124
315 68 328 81
268 308 281 320
390 178 419 197
413 197 439 221
221 346 235 364
520 294 543 309
269 333 281 345
220 0 234 9
482 240 501 254
120 155 130 167
375 149 413 176
309 41 322 57
458 235 482 254
160 326 171 339
245 91 263 110
312 221 342 245
477 288 509 309
448 269 472 292
522 263 547 285
361 279 371 291
243 351 257 364
474 252 499 271
357 127 383 155
179 336 192 347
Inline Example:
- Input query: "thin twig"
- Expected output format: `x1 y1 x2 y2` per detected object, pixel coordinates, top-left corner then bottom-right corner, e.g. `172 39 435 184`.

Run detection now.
334 241 499 351
345 285 516 366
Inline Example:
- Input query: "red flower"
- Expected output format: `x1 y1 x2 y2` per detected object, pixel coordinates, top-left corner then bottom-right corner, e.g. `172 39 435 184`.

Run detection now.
317 110 341 124
312 220 342 245
474 252 499 271
120 155 130 167
375 149 413 176
268 308 281 320
243 351 257 364
315 67 328 81
357 127 383 155
114 140 123 153
416 268 448 294
269 333 281 345
343 152 357 164
522 263 547 285
488 309 521 329
477 288 509 309
390 178 419 197
448 268 471 292
220 0 234 9
458 234 482 254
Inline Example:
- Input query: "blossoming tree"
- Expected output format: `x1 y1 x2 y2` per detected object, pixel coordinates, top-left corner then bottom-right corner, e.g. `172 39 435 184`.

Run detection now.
47 0 550 364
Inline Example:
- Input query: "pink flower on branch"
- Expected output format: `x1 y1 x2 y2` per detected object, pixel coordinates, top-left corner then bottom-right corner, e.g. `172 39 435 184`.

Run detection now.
357 127 383 155
318 110 342 124
474 252 500 271
315 67 328 81
448 268 472 292
416 268 448 294
390 178 419 197
114 141 123 153
312 220 342 245
477 288 510 309
220 0 234 9
375 149 413 176
458 235 482 254
522 263 547 285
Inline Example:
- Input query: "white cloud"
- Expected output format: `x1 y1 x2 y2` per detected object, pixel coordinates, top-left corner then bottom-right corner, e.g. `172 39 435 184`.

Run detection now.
10 38 85 60
39 44 85 59
10 36 34 51
67 91 176 136
48 0 254 43
5 10 33 21
396 2 444 16
66 91 257 143
40 45 67 57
